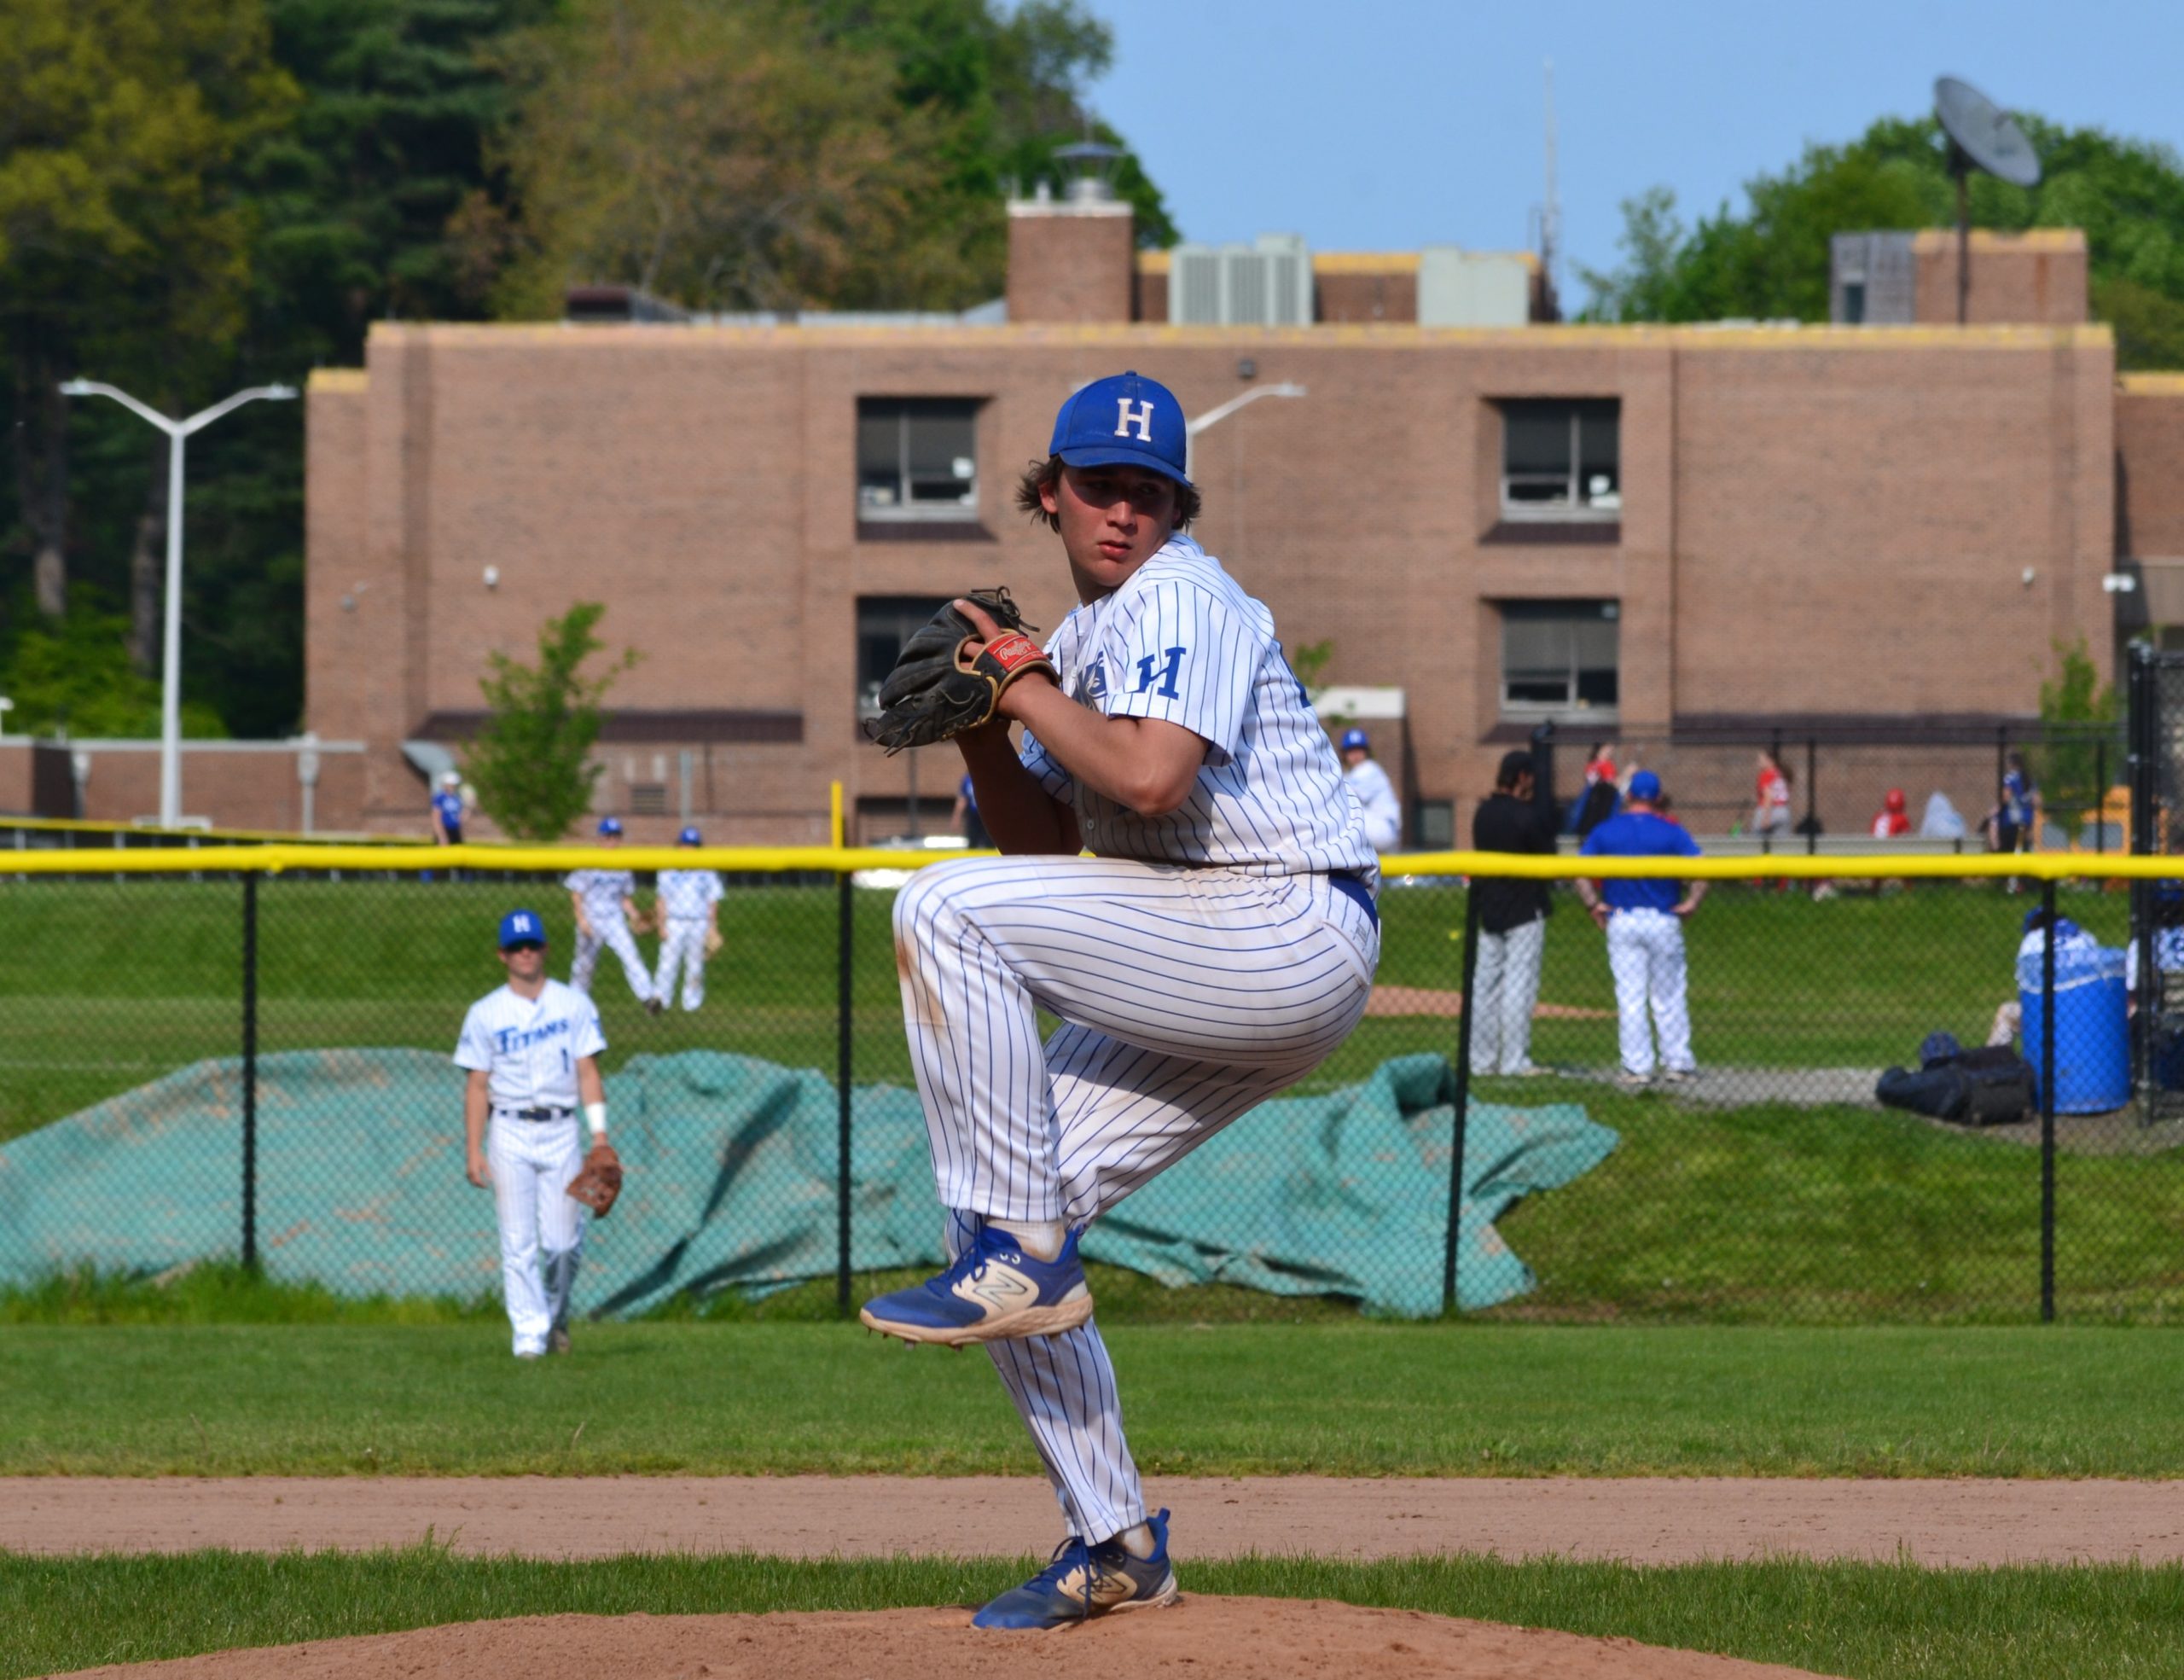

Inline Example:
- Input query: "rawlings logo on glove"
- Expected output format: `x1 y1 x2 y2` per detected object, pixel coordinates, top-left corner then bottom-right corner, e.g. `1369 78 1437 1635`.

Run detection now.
868 588 1053 754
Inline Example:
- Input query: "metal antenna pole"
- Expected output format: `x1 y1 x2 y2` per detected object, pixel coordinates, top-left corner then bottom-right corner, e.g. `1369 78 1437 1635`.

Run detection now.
1542 59 1560 318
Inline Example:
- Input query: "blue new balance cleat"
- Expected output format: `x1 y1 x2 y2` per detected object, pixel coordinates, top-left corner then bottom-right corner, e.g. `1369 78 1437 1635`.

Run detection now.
858 1223 1094 1346
972 1509 1179 1630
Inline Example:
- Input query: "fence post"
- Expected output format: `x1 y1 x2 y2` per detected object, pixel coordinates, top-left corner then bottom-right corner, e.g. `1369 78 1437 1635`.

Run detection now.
1804 735 1817 855
1443 882 1484 1315
2039 877 2057 1323
241 871 259 1274
835 866 854 1316
2094 737 2106 857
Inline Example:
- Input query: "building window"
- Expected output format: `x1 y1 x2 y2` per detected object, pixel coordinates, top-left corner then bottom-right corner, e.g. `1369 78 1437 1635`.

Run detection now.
1500 600 1618 720
857 596 954 716
858 398 979 521
1499 398 1620 520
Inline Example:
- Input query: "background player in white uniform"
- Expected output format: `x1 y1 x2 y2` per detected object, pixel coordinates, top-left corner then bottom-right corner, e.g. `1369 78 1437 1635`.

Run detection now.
564 815 661 1014
859 371 1380 1630
651 826 724 1010
455 909 612 1357
1338 727 1402 852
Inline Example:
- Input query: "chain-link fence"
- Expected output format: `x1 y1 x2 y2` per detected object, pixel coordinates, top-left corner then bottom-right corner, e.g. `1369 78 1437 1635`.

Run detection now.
2 846 2180 1325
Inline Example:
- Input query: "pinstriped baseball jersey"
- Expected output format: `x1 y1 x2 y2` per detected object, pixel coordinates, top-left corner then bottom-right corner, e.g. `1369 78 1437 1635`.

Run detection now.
562 868 634 921
1019 535 1376 884
655 867 723 921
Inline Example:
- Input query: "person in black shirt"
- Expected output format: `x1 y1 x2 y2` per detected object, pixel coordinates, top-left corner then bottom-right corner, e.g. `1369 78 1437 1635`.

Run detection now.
1471 750 1556 1076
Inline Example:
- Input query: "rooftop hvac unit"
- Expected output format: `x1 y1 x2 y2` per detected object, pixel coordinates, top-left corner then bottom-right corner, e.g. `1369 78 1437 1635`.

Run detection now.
1417 248 1530 327
1168 235 1314 326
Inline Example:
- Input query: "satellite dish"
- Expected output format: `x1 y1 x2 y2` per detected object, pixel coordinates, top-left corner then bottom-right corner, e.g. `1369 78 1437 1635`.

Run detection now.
1935 78 2042 189
1933 78 2042 323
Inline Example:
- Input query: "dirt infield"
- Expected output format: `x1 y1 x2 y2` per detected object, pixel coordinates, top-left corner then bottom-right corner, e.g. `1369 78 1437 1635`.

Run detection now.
1363 985 1611 1020
10 1474 2181 1566
59 1597 1839 1680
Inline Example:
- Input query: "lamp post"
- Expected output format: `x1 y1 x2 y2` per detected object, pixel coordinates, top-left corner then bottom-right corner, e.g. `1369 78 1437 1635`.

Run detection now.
59 379 298 827
1184 382 1305 480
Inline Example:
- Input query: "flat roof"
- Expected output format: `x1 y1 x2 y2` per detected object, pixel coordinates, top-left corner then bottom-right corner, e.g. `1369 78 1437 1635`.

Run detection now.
352 319 2111 355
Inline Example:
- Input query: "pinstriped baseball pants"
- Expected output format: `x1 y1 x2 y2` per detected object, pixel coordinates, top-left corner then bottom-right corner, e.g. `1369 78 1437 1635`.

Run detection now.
896 856 1379 1543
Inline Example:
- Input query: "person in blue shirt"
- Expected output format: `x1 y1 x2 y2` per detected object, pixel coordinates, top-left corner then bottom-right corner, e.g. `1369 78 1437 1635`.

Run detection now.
1574 770 1706 1084
429 770 468 882
952 770 990 849
1989 750 2041 892
431 770 467 846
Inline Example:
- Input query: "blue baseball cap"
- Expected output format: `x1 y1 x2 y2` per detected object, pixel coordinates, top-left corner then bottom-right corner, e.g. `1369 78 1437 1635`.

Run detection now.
1339 728 1370 752
498 908 546 949
1628 770 1662 802
1049 370 1193 487
596 816 623 837
678 826 701 846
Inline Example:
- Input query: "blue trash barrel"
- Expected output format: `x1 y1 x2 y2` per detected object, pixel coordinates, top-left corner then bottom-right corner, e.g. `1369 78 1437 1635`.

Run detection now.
2017 945 2129 1113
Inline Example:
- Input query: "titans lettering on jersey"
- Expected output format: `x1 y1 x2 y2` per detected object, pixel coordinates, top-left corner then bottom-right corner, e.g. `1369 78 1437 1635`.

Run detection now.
454 979 607 1109
493 1015 573 1055
1019 534 1375 882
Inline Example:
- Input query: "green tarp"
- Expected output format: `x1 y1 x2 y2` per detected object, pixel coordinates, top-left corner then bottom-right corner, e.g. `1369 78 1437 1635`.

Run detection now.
0 1050 1614 1317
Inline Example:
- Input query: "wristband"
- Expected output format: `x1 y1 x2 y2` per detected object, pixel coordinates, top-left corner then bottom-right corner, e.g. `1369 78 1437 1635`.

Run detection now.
584 1102 607 1138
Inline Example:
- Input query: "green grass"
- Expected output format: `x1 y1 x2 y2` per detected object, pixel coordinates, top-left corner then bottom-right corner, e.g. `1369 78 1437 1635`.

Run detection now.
0 1322 2176 1478
1488 1088 2184 1324
0 874 2136 1141
3 1546 2180 1680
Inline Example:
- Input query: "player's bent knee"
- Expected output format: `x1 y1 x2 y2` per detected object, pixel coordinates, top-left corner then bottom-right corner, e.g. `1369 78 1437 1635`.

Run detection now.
893 857 990 940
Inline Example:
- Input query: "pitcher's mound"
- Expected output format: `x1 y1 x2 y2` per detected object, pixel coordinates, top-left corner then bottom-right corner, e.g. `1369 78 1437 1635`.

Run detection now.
67 1595 1838 1679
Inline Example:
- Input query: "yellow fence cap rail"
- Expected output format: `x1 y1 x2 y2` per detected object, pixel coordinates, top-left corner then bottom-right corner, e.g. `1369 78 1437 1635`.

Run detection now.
0 844 2175 881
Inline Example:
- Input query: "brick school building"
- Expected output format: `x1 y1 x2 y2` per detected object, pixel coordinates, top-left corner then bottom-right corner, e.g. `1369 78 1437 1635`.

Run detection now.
296 201 2181 845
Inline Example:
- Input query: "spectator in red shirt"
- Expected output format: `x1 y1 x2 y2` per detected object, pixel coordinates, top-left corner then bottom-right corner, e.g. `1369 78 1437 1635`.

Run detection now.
1872 788 1913 840
1753 749 1793 840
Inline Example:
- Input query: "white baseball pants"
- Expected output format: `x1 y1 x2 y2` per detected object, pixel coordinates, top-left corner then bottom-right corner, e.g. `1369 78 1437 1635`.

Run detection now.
571 919 654 1003
895 856 1380 1543
486 1113 588 1355
1606 908 1695 1077
1470 916 1547 1075
653 918 712 1010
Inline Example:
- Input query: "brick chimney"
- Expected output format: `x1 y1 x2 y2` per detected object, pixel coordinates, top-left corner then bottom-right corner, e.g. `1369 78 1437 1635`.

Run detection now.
1006 145 1136 324
1913 229 2088 325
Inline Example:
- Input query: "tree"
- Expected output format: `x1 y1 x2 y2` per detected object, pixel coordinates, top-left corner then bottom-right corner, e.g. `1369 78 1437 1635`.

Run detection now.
2036 638 2119 824
251 0 555 356
479 0 1172 318
0 0 295 619
1578 113 2184 369
0 607 227 739
464 602 636 841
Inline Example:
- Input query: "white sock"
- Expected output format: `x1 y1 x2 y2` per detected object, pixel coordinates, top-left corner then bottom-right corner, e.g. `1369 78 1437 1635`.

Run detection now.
1115 1522 1155 1559
996 1219 1066 1262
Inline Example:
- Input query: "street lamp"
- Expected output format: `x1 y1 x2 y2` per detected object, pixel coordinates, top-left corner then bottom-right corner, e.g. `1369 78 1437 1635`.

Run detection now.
60 379 298 828
1184 382 1305 480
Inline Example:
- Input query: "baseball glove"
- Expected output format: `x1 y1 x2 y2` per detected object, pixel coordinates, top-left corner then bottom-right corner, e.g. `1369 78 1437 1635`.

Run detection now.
704 927 723 956
565 1141 624 1217
627 904 656 936
868 589 1053 754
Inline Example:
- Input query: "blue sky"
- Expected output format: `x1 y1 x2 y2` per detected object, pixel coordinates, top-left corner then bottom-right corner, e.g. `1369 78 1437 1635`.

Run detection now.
1080 0 2184 306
